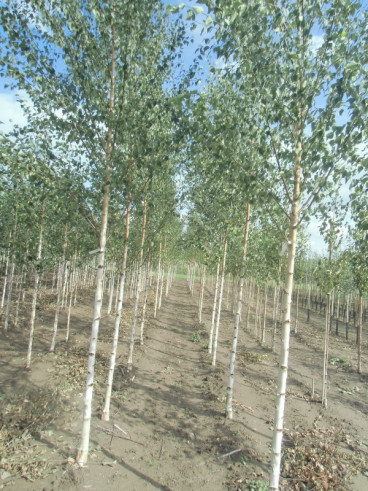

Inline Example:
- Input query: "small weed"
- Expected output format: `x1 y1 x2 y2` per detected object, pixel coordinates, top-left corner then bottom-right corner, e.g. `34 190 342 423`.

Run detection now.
192 332 201 343
241 351 267 363
202 343 209 350
330 357 352 369
339 385 360 395
246 479 268 491
239 454 248 465
148 459 156 467
117 391 128 400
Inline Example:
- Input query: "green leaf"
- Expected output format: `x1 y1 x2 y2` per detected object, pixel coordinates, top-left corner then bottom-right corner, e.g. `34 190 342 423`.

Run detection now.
204 15 213 30
192 6 204 15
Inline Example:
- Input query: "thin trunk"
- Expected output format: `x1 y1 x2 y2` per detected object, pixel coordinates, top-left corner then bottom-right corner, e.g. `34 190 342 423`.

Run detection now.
65 274 74 342
261 285 268 344
254 286 260 339
61 261 69 310
158 237 167 310
4 211 17 331
226 204 250 419
52 266 57 293
153 242 162 318
158 264 165 310
50 228 68 352
14 274 22 327
346 293 350 339
322 293 331 408
107 272 115 315
269 162 301 488
76 20 114 466
198 264 206 323
102 191 131 422
357 294 363 374
4 258 15 331
212 234 228 367
26 199 45 369
307 284 311 323
330 291 334 333
271 285 279 352
50 262 63 352
245 280 252 331
208 258 220 355
77 181 110 465
226 276 230 310
127 198 147 370
1 245 10 309
294 286 300 334
165 264 170 297
140 260 151 345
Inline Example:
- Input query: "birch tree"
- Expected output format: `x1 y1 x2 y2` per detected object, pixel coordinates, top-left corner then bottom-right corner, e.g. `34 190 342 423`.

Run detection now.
350 156 368 374
1 0 187 465
195 1 366 487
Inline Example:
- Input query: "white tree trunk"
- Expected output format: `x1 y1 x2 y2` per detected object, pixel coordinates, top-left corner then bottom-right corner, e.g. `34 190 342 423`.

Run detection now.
140 261 151 345
77 183 110 466
50 262 63 352
158 263 165 310
153 242 162 319
294 286 300 334
357 295 363 374
322 293 331 408
269 163 300 490
77 22 116 464
261 286 268 344
208 258 220 355
226 204 250 419
127 198 147 371
102 194 131 422
271 285 279 352
4 258 15 331
254 286 260 339
26 199 45 370
165 264 170 297
198 264 206 323
1 246 10 309
14 274 22 327
107 272 115 315
65 276 73 342
212 235 228 367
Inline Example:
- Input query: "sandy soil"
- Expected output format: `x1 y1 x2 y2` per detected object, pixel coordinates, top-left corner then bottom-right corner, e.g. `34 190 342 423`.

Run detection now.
1 279 367 490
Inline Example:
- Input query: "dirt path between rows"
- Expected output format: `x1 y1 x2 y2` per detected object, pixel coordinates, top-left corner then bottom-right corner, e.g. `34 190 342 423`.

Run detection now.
1 278 368 490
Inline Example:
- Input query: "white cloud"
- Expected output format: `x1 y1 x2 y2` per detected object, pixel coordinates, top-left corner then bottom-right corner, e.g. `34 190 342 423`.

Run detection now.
305 219 327 254
309 34 324 55
0 92 27 133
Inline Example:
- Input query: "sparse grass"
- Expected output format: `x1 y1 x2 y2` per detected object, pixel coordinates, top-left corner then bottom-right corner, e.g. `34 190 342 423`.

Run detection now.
330 357 352 370
240 351 267 363
245 479 269 491
192 331 201 343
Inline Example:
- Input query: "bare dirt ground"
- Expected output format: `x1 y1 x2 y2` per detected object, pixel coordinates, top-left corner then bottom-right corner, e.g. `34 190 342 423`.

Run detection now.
1 278 368 490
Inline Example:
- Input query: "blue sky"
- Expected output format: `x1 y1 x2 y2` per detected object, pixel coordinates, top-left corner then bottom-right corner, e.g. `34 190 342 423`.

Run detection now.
1 0 363 254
